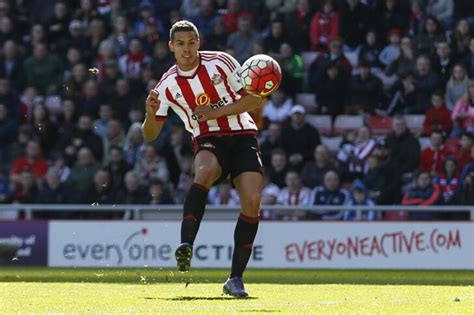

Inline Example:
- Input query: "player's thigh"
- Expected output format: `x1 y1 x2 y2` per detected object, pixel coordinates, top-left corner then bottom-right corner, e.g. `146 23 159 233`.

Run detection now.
193 149 222 188
233 171 263 217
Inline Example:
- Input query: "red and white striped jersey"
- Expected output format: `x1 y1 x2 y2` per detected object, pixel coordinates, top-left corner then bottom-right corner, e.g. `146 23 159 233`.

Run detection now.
154 51 258 138
277 187 312 206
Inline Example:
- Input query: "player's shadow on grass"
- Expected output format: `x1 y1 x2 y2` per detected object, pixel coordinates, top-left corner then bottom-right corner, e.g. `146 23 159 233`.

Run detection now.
151 296 258 301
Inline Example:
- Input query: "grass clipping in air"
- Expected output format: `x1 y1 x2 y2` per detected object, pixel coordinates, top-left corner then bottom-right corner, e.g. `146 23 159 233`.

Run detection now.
0 268 473 314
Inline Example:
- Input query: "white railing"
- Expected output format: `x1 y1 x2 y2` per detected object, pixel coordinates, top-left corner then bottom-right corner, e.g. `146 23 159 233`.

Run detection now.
0 204 472 220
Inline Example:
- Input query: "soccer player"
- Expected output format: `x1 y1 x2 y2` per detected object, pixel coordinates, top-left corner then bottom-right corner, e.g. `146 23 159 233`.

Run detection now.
142 20 263 298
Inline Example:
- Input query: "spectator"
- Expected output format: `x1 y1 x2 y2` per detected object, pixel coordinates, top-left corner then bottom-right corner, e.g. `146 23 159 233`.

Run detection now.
301 144 338 189
0 103 16 164
263 18 285 57
432 41 454 85
450 19 471 60
375 0 407 42
23 42 63 95
309 0 339 52
343 179 378 221
445 64 469 111
309 170 349 220
451 81 474 136
191 0 217 39
87 18 107 58
420 130 449 176
93 104 114 138
458 146 474 190
408 0 425 37
456 132 473 171
221 0 252 34
378 28 401 69
104 145 131 193
358 30 382 68
411 55 442 114
260 122 283 166
147 178 175 205
11 169 38 204
414 16 445 55
279 42 304 94
338 126 378 181
102 119 125 162
93 40 118 82
450 172 474 209
283 0 312 51
425 0 454 30
348 60 383 114
61 114 104 162
208 179 240 205
268 148 288 188
161 125 193 188
111 79 138 123
362 154 389 203
30 102 58 155
261 170 280 206
151 40 175 81
436 157 459 203
36 167 74 205
401 171 443 220
123 122 145 166
134 144 169 186
66 146 101 201
108 15 132 57
64 63 88 102
0 77 20 122
117 170 148 204
99 60 121 100
7 124 34 167
47 1 70 44
423 91 452 135
0 40 24 91
384 115 421 176
10 140 48 185
386 36 416 77
119 38 151 80
277 170 311 206
0 167 10 204
339 0 373 49
262 88 293 126
84 169 115 205
314 62 349 117
226 14 260 63
281 105 321 170
203 16 229 52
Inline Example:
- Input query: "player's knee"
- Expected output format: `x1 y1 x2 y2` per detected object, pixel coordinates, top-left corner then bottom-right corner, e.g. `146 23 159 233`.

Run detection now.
194 164 219 187
246 192 261 215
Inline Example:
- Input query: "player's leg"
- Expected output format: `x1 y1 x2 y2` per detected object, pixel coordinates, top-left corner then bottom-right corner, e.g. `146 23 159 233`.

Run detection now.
223 171 262 297
176 149 222 272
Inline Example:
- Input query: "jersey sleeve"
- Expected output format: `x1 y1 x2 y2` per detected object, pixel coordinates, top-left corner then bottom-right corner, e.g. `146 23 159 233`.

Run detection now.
220 52 244 93
154 86 171 122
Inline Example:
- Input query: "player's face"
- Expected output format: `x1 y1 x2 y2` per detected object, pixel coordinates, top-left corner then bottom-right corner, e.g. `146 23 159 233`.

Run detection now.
169 31 200 71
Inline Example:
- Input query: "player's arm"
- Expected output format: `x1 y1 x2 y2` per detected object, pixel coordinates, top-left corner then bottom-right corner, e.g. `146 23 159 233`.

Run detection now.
142 89 165 142
195 91 262 121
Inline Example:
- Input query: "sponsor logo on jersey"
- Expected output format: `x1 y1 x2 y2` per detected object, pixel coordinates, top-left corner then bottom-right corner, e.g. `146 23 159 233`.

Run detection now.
195 92 211 106
211 73 223 85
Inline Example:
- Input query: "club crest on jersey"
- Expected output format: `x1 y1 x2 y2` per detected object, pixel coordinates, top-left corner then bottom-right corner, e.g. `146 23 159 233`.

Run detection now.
211 73 223 85
195 92 211 106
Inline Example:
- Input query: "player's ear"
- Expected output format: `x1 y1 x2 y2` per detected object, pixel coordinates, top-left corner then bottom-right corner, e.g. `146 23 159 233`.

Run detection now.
168 40 174 53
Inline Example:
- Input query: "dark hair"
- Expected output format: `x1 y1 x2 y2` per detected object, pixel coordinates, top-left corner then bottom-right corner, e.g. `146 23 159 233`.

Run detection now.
169 20 199 41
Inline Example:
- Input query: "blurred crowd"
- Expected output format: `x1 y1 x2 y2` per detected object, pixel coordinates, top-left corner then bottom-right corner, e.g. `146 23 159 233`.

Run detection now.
0 0 473 221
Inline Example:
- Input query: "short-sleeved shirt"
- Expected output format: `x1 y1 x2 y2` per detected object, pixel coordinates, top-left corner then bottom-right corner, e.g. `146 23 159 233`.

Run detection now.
154 51 257 138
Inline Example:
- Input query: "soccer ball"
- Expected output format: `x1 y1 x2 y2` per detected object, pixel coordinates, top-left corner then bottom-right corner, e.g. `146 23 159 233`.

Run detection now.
240 54 282 97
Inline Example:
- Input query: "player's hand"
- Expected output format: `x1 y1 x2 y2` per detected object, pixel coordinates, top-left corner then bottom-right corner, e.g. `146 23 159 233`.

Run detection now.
145 89 161 116
194 105 220 122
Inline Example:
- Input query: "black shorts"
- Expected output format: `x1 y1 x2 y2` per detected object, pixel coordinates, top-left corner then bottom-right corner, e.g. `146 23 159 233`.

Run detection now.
193 134 263 185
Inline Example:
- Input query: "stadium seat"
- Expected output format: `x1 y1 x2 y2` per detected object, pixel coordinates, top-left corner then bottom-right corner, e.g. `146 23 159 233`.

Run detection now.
295 93 317 113
306 114 332 136
301 51 318 70
333 115 364 135
367 116 393 136
405 115 425 136
321 136 342 152
419 137 430 149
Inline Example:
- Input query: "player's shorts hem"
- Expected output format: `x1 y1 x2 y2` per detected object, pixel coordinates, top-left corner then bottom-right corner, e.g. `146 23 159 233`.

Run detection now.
195 130 257 140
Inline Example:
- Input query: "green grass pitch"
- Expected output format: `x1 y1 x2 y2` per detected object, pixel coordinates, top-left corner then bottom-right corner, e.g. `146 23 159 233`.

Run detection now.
1 268 473 314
